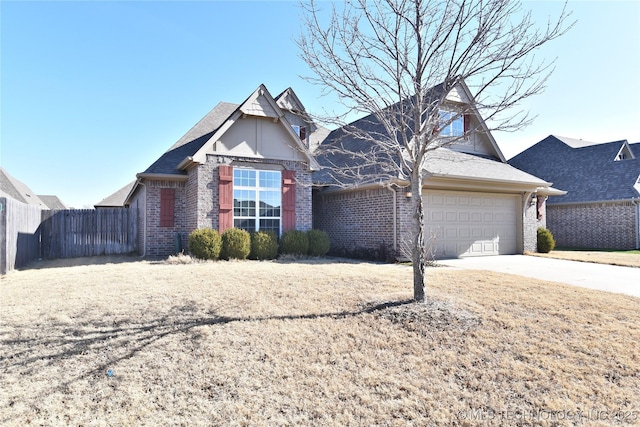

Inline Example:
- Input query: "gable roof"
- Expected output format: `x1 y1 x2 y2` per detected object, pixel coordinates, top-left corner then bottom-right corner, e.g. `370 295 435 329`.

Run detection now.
38 195 68 210
95 180 137 208
0 167 48 208
509 135 640 204
137 85 319 179
313 81 543 191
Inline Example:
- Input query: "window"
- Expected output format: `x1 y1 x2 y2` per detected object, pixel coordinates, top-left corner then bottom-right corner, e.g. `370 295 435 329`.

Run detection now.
439 110 464 137
292 125 307 140
233 169 281 234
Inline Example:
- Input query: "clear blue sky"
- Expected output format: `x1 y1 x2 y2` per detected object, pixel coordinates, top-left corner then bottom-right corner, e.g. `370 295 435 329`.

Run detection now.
2 1 639 208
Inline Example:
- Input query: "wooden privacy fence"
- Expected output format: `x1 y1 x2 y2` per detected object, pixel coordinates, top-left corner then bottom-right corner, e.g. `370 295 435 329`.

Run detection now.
41 208 138 259
0 197 43 274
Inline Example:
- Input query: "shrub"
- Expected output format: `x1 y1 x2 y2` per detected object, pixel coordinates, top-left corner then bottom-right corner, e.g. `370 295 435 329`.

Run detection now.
188 228 222 260
307 229 330 256
280 230 309 256
537 227 556 253
221 228 251 260
250 231 279 260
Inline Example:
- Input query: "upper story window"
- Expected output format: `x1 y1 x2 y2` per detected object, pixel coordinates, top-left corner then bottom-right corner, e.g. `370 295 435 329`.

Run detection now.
439 110 464 137
291 125 307 140
233 169 281 235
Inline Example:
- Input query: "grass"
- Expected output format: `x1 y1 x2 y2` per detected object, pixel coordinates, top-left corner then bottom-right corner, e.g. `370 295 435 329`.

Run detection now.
1 256 639 426
531 250 640 268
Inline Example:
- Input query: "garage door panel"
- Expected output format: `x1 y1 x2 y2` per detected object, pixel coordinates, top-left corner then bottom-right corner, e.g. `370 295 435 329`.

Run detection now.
426 190 518 258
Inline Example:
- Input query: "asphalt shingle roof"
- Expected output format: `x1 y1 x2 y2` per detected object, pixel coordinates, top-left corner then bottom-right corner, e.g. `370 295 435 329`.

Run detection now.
142 102 239 175
95 181 137 208
0 167 48 208
508 135 640 204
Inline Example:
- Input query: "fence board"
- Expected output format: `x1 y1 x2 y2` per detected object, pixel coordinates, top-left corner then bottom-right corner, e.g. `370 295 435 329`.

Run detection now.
0 197 43 274
40 208 137 259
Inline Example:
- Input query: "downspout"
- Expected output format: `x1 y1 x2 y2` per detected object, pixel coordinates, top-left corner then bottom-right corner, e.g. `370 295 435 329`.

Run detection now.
385 184 398 254
137 180 147 258
633 198 640 249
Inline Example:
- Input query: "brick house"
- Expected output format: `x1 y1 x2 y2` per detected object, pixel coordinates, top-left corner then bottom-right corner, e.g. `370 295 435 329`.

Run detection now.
313 81 565 259
509 135 640 250
114 85 320 257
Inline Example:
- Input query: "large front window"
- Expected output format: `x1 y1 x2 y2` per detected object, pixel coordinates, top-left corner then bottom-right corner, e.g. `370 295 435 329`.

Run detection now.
439 110 464 137
233 169 281 234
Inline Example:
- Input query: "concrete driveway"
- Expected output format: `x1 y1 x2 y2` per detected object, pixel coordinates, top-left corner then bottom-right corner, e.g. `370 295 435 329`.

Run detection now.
439 255 639 298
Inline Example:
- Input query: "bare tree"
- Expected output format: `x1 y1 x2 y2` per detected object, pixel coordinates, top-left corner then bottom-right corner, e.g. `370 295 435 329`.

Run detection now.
298 0 572 302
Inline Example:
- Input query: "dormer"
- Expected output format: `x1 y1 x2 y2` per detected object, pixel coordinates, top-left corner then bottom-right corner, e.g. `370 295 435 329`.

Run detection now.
615 142 635 161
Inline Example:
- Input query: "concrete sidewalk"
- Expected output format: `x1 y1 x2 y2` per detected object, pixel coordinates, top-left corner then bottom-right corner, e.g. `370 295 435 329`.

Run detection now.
438 255 640 298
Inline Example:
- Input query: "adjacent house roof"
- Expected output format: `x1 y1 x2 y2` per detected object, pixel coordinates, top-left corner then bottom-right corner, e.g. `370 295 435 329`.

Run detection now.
0 167 48 208
38 195 68 210
95 181 137 208
508 135 640 204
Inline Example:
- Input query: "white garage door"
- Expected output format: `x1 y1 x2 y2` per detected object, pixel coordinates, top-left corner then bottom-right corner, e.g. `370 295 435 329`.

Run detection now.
425 190 518 258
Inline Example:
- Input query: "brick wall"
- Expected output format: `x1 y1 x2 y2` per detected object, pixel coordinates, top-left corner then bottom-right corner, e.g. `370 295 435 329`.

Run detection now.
313 186 396 257
547 201 637 249
522 194 547 253
142 180 188 258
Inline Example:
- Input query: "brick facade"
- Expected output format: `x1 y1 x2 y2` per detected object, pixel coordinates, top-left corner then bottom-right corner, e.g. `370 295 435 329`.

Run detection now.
138 180 188 258
313 187 396 257
547 201 637 249
138 155 313 258
314 186 544 259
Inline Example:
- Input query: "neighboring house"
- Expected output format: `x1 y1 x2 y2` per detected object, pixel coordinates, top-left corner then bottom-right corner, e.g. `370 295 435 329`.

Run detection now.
95 181 136 209
109 85 320 257
313 82 565 259
1 167 69 209
38 195 69 210
509 135 640 250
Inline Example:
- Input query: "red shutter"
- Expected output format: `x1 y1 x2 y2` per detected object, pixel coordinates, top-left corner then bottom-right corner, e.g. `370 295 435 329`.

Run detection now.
160 188 175 227
282 170 296 232
218 165 234 233
464 113 471 134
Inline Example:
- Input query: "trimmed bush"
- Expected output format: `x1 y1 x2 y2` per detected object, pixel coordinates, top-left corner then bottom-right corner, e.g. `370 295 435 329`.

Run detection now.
188 228 222 260
307 229 330 256
280 230 309 256
250 231 279 260
537 227 556 253
221 228 251 260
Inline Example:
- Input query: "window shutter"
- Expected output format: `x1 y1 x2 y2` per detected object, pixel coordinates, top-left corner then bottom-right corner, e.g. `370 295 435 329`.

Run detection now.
299 126 306 141
160 188 175 227
218 165 234 233
282 170 296 232
464 114 471 134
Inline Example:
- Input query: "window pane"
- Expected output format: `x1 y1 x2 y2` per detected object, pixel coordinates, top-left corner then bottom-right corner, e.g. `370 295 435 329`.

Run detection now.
259 219 280 234
259 171 281 188
234 219 256 232
234 190 256 217
234 169 256 187
259 190 281 217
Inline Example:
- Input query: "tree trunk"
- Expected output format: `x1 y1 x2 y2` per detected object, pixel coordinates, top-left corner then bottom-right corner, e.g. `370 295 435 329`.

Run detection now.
411 180 426 303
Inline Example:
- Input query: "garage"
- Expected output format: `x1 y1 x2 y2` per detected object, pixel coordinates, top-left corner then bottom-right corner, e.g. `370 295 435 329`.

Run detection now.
424 190 518 258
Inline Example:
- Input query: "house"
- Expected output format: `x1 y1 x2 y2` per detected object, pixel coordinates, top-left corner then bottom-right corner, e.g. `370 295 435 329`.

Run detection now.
312 82 565 259
509 135 640 250
113 85 320 257
0 167 70 210
95 181 136 209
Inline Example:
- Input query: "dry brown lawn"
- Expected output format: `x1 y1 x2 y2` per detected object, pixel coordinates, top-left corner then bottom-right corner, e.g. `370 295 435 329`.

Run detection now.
530 251 640 268
1 256 639 426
